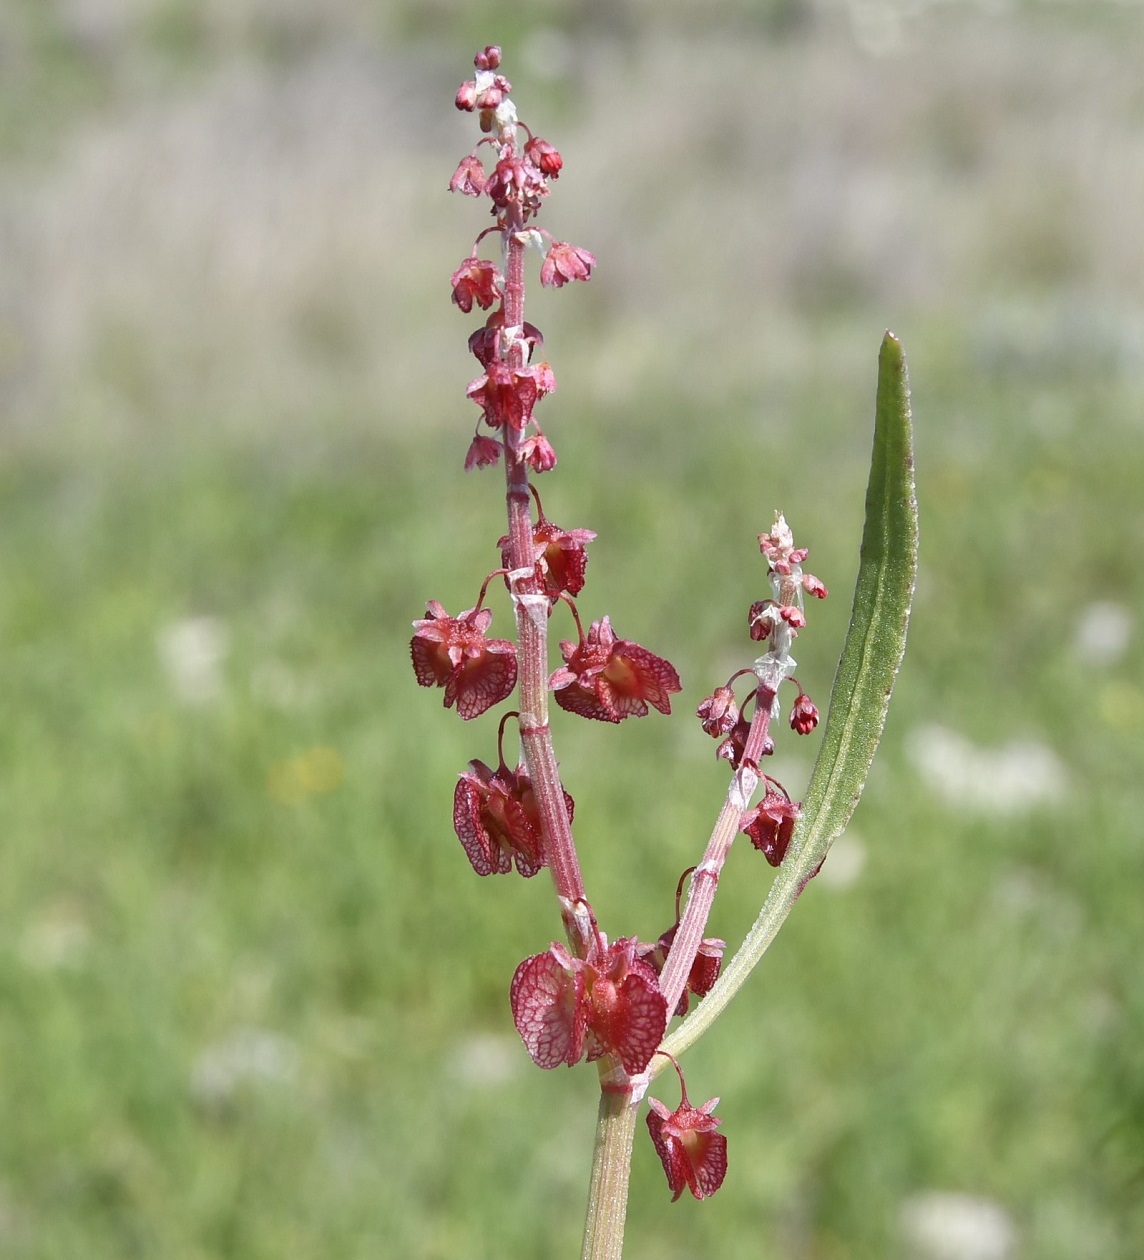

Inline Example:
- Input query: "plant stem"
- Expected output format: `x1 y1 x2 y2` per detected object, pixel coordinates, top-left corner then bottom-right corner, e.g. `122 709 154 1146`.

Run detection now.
657 686 775 1016
499 211 589 949
580 1080 639 1260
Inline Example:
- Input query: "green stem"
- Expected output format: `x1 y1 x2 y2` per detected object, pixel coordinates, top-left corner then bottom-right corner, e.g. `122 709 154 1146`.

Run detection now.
580 1083 639 1260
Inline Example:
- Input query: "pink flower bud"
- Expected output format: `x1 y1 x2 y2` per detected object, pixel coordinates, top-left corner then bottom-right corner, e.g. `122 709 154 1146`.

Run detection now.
525 136 563 177
790 692 819 735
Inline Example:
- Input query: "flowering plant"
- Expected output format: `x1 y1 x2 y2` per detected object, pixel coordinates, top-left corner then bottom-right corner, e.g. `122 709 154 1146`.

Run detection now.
413 46 918 1257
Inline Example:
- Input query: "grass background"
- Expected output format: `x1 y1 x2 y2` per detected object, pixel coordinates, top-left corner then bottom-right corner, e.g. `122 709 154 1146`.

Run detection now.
2 1 1143 1256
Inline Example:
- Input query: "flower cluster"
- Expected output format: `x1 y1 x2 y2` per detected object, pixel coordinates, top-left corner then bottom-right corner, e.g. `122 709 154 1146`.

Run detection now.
511 928 667 1075
412 47 834 1213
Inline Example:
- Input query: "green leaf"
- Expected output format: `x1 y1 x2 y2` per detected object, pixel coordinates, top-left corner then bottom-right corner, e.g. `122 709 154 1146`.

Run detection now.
660 331 918 1062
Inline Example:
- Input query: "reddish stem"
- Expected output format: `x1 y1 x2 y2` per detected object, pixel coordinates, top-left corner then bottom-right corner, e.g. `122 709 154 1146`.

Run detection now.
498 192 589 952
657 684 776 1014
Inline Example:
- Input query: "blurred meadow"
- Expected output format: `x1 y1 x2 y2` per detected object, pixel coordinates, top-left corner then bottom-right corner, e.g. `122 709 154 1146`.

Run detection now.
2 1 1143 1257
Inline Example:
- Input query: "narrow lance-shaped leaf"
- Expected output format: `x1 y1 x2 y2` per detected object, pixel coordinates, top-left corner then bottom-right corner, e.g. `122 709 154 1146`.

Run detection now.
660 330 918 1062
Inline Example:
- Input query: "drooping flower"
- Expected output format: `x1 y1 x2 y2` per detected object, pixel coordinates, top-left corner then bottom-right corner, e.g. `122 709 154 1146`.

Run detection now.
520 432 557 473
468 313 544 369
499 518 596 602
448 154 488 197
510 934 667 1074
550 616 681 723
525 135 563 177
453 758 572 877
486 152 548 218
646 1089 727 1201
789 690 819 735
467 360 554 431
541 241 596 288
464 434 502 471
696 686 739 738
410 600 517 720
640 924 725 1017
450 256 502 313
740 785 801 867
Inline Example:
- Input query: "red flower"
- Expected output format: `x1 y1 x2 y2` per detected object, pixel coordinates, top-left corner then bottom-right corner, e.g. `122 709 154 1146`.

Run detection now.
487 153 548 216
748 599 803 639
541 241 596 288
550 616 681 723
646 1090 727 1201
453 758 572 877
640 925 725 1017
715 712 773 769
468 313 543 368
789 691 819 735
467 361 552 431
448 154 487 197
499 519 596 601
741 786 800 867
410 600 517 720
455 81 478 112
510 935 667 1075
525 136 563 177
696 687 739 738
450 256 502 313
464 434 502 470
520 433 557 473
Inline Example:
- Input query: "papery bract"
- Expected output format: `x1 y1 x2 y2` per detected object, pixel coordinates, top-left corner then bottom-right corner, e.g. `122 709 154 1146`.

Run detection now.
411 600 518 719
550 616 681 723
468 313 544 369
646 1093 727 1201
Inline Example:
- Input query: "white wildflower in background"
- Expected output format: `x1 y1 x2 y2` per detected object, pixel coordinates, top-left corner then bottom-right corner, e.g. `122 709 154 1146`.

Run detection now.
907 724 1064 815
448 1033 523 1089
815 831 867 890
190 1027 300 1107
157 616 228 704
899 1190 1018 1260
1076 600 1132 666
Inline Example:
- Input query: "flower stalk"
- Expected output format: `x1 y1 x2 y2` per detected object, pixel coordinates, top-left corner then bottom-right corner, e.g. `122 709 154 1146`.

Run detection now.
412 44 918 1257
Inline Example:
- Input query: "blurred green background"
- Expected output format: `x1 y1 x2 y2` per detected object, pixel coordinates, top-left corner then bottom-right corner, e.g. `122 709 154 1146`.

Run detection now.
2 1 1142 1257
